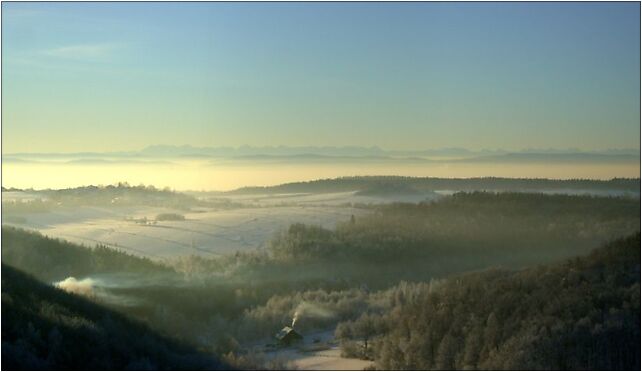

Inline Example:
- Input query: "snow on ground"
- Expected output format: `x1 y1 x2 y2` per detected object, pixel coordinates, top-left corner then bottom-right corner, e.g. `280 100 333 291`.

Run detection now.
261 330 374 371
3 188 635 260
291 348 373 371
2 192 372 259
1 191 45 202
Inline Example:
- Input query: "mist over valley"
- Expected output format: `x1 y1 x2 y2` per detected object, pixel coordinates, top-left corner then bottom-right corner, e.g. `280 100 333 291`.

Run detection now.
2 2 641 370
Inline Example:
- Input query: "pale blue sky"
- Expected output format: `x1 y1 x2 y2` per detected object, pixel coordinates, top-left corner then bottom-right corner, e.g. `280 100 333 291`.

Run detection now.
2 2 640 153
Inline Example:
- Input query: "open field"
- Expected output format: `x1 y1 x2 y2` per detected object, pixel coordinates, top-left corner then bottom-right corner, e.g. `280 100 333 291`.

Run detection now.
1 201 364 259
2 189 434 260
1 185 448 260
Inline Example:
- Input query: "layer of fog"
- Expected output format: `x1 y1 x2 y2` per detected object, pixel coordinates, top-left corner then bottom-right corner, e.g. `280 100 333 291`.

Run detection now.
4 158 639 191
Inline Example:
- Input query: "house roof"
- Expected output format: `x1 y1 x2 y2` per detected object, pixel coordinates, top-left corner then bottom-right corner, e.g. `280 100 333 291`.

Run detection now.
276 326 301 340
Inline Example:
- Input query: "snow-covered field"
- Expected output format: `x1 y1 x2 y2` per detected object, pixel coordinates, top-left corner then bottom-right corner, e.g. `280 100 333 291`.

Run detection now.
1 204 362 259
289 347 373 371
4 191 425 259
261 330 374 371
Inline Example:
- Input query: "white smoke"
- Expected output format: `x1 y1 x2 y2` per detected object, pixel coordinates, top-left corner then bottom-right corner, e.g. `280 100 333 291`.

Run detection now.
54 277 98 297
54 276 143 306
291 301 335 328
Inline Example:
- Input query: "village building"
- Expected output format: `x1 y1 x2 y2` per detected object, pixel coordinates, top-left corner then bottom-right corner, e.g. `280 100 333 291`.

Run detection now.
275 326 303 346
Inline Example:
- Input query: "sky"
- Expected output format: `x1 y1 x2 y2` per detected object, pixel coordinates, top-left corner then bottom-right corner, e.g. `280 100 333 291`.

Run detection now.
2 2 640 154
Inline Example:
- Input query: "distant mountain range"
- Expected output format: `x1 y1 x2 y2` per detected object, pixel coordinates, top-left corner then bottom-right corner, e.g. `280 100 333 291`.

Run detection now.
138 145 642 159
4 145 639 164
455 152 640 164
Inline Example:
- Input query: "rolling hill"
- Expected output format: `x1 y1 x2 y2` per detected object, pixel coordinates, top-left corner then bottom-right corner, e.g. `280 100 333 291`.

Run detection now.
1 264 227 370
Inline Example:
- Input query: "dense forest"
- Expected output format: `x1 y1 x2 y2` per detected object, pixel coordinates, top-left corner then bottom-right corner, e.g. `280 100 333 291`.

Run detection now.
335 234 641 370
261 192 639 285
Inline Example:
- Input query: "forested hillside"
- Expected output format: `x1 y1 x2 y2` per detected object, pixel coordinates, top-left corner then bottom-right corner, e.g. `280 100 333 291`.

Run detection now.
231 176 640 195
2 183 244 215
335 234 641 370
1 264 227 370
2 183 201 212
264 192 639 285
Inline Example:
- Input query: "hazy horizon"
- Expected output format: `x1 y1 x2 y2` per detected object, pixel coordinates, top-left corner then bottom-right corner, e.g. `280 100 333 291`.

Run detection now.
3 143 637 191
2 3 641 370
3 159 640 192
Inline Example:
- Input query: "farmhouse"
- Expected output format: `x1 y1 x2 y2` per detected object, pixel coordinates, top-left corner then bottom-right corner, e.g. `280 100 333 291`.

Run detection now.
275 326 303 346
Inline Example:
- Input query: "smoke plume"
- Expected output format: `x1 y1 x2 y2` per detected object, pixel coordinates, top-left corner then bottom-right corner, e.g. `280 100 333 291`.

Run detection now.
53 275 142 306
55 277 97 297
291 301 335 328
